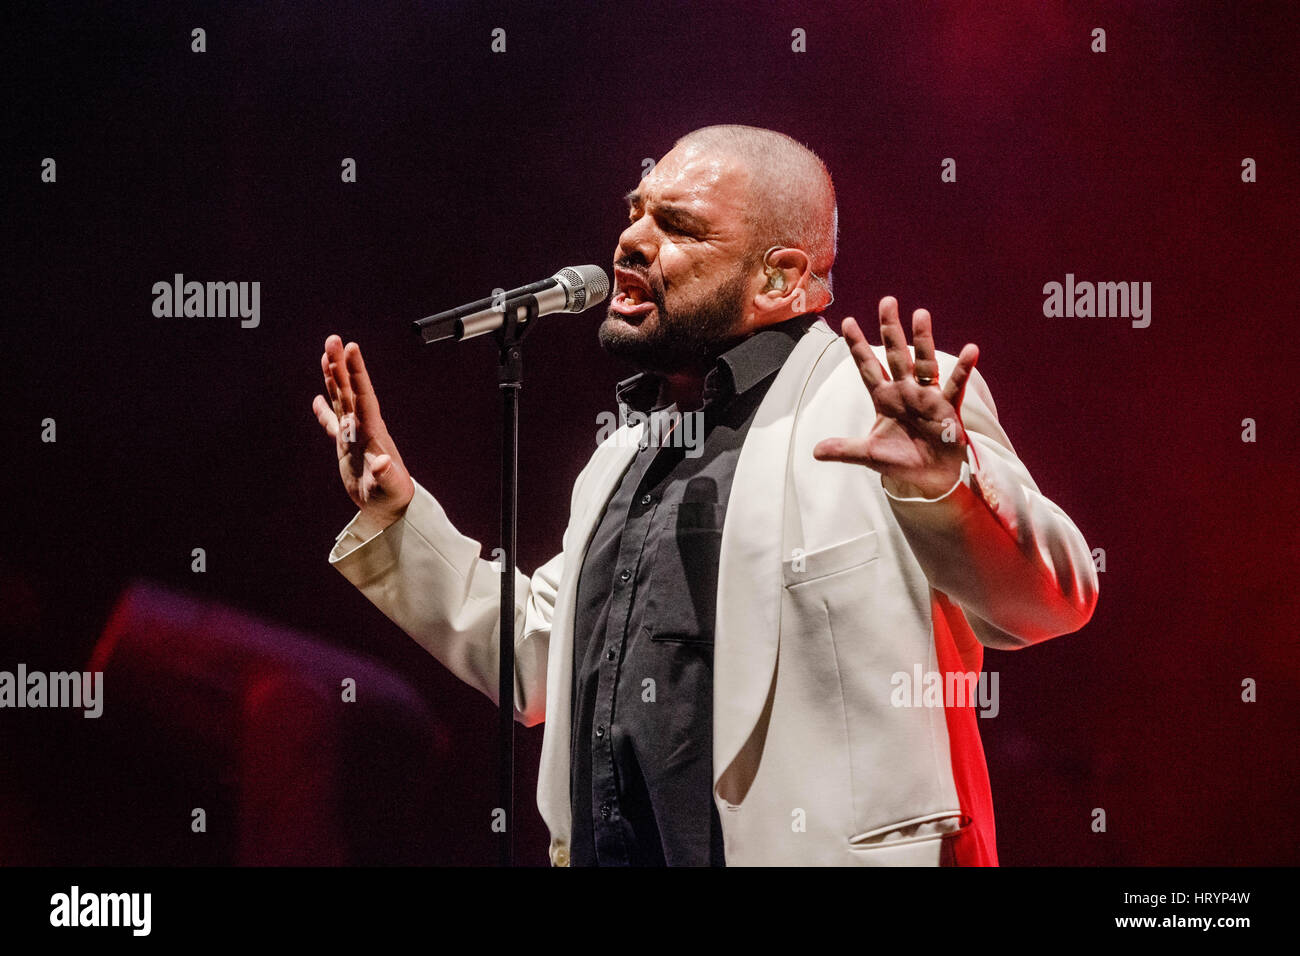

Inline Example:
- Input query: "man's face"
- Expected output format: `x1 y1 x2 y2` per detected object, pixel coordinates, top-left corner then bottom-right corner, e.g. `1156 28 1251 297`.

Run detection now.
600 143 761 375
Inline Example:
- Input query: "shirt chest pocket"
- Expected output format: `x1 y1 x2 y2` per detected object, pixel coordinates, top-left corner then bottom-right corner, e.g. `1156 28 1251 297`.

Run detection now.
640 502 724 644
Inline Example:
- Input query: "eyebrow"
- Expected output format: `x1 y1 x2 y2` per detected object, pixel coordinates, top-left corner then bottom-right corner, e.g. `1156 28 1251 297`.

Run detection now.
623 189 711 233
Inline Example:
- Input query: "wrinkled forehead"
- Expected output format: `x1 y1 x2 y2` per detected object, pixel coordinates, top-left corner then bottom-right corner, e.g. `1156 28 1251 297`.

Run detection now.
635 142 753 228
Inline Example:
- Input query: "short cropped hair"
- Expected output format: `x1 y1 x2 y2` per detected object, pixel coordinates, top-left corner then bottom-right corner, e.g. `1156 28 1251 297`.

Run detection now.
674 125 838 296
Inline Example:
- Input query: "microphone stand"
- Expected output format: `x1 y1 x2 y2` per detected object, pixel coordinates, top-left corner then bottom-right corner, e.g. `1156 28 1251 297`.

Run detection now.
492 294 537 868
415 273 609 865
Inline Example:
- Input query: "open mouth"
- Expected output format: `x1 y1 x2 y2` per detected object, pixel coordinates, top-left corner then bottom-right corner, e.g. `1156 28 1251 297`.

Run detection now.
610 288 657 318
612 269 658 319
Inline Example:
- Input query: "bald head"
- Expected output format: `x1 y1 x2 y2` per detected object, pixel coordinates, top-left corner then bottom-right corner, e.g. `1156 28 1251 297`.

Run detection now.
673 125 838 295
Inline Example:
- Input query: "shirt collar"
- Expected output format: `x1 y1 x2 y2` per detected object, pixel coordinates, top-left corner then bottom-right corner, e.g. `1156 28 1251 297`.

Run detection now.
615 313 813 416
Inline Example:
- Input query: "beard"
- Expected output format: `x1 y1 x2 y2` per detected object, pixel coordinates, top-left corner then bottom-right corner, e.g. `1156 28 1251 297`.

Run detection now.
598 263 752 376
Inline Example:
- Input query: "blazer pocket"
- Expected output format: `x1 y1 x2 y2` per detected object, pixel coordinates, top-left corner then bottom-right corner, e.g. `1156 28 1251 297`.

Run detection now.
642 502 724 644
847 811 972 849
782 530 879 588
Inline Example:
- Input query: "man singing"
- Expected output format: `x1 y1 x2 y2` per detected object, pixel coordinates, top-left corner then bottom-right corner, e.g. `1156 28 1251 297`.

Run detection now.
312 125 1099 866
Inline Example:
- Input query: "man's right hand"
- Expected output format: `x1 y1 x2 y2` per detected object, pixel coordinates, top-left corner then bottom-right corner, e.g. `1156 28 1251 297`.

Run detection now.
313 335 416 530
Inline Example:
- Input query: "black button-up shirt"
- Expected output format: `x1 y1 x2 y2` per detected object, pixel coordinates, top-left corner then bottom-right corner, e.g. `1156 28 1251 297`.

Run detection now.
569 314 812 866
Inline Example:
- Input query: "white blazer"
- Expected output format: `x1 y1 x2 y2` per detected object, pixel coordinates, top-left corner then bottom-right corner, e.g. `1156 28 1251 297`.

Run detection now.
329 318 1098 866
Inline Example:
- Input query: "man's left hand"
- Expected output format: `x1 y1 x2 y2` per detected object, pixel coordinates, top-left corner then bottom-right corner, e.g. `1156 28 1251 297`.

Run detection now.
813 296 979 499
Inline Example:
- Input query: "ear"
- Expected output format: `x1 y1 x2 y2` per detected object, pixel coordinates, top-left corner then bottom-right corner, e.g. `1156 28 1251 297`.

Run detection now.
750 247 815 323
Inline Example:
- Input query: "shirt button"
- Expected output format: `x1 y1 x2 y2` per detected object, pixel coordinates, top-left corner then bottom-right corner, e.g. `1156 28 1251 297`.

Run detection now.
619 568 632 583
553 845 569 867
606 647 616 661
600 803 612 821
595 724 605 738
640 494 653 506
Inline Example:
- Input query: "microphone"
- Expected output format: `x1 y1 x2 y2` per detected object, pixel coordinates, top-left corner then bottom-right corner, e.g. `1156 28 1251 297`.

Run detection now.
412 265 610 344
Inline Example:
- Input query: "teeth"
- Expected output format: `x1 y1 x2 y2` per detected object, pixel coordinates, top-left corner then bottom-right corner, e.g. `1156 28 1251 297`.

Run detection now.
625 288 645 304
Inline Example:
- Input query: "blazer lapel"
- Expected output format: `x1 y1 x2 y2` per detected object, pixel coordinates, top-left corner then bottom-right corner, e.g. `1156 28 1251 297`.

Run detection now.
536 423 642 845
713 320 838 804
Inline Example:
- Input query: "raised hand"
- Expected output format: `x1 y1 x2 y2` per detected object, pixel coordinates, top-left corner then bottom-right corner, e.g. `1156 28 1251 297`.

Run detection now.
313 335 415 527
813 296 979 498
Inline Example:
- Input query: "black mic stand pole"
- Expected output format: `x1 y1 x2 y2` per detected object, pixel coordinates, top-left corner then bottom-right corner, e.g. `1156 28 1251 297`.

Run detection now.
493 294 537 868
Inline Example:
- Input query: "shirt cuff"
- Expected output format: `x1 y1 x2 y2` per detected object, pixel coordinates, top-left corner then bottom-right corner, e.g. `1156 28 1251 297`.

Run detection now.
330 507 397 562
880 448 974 504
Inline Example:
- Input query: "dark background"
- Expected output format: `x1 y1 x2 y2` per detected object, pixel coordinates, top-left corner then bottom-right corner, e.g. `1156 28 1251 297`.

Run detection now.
3 0 1298 866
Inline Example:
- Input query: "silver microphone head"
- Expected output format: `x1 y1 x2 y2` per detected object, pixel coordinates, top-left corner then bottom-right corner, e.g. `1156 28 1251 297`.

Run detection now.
554 265 610 312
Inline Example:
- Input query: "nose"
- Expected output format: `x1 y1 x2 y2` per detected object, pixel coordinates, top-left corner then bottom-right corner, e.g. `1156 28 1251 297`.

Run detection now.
615 217 657 271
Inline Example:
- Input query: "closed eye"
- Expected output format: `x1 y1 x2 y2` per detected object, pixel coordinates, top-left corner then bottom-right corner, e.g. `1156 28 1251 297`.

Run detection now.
624 196 707 237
